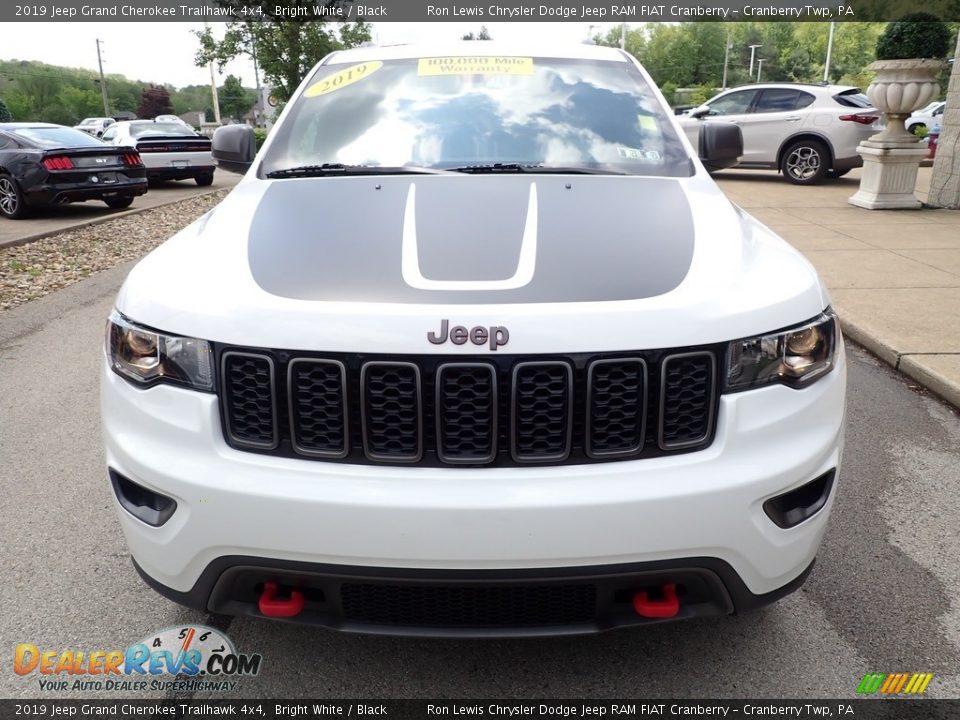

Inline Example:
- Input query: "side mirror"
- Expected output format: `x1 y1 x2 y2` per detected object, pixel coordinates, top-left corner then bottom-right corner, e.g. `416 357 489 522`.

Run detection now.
689 104 711 119
212 124 256 174
699 121 743 171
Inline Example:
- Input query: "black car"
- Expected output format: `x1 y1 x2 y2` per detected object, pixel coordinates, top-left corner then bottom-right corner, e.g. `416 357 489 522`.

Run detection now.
0 123 148 219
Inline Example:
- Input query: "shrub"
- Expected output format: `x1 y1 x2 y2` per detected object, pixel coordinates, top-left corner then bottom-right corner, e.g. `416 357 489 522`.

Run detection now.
0 97 12 122
253 127 268 151
875 14 952 60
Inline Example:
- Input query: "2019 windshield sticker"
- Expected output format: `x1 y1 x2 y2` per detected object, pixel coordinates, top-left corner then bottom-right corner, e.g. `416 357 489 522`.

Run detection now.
417 56 534 76
305 61 383 98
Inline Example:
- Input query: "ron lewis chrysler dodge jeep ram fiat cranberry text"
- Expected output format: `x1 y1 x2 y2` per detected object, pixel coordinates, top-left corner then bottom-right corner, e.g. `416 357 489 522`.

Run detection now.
102 42 845 636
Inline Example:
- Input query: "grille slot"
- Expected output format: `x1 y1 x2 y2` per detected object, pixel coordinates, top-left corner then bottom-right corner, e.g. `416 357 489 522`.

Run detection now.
587 358 647 457
288 359 348 458
659 352 717 449
341 583 597 628
221 352 277 449
361 362 423 462
511 361 574 462
435 363 497 464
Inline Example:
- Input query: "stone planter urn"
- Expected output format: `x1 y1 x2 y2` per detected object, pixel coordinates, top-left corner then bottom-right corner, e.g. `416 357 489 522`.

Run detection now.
849 59 946 210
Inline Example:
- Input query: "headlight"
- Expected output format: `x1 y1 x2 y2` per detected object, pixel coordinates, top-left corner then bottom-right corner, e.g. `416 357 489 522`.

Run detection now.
725 311 839 391
106 310 213 391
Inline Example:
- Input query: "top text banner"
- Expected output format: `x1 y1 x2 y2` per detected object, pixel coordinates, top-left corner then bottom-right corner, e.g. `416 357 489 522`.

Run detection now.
5 0 960 22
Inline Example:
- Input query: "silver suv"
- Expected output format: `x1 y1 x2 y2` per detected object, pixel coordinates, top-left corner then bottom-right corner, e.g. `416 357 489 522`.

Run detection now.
680 83 878 185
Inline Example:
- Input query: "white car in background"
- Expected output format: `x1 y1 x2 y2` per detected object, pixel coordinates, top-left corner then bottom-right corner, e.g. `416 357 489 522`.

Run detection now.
679 83 879 184
906 101 945 136
73 117 115 138
101 120 215 186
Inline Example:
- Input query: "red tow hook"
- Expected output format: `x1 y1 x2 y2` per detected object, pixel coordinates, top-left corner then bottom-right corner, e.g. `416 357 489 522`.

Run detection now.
258 581 305 618
633 583 680 619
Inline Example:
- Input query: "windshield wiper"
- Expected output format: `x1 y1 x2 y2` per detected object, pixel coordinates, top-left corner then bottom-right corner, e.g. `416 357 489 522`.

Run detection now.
265 164 449 179
448 163 627 175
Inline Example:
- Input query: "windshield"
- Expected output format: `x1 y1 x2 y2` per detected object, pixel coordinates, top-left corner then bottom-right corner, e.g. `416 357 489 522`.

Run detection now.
11 126 105 148
129 122 197 138
261 55 692 177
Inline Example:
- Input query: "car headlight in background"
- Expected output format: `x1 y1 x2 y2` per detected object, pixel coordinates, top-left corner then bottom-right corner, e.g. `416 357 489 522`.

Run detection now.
725 310 839 391
106 310 213 391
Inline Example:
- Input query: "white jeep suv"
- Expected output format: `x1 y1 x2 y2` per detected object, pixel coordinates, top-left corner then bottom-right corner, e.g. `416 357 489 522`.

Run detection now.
102 42 846 636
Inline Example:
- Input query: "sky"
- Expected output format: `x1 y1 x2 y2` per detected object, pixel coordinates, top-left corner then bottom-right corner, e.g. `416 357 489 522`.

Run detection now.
3 22 621 89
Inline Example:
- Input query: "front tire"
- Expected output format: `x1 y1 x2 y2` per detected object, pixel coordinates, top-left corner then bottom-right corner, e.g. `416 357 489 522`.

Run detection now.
104 197 134 209
781 139 830 185
195 173 214 187
0 173 29 219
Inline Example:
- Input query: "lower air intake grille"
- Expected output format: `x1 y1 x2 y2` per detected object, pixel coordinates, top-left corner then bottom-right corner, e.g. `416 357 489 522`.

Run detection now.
340 583 597 628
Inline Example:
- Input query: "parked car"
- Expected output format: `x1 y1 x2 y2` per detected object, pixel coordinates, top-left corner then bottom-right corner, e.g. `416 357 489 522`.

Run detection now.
103 42 845 635
0 123 146 219
74 117 116 138
101 120 214 186
906 101 945 136
678 83 879 184
154 114 190 126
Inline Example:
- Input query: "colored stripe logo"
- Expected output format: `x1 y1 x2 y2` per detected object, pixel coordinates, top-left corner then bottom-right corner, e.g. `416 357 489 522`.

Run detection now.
857 672 933 694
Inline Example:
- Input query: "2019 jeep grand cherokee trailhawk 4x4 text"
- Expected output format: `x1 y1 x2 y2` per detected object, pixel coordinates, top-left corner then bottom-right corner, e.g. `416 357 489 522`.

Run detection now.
102 42 845 636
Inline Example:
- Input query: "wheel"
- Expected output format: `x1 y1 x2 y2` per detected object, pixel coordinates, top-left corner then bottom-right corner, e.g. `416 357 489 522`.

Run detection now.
195 173 214 187
104 196 134 209
0 173 29 219
780 139 830 185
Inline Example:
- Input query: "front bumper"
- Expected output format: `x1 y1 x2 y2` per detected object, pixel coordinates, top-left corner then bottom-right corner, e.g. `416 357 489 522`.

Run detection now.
102 350 845 632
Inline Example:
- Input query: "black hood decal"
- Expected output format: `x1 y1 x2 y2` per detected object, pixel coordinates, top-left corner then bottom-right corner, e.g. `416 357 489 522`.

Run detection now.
247 176 694 304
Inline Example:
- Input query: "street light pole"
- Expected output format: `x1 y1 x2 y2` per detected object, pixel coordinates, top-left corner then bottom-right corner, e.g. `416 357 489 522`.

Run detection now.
204 21 222 124
757 58 765 83
722 32 732 90
823 22 836 83
748 44 762 79
95 39 109 116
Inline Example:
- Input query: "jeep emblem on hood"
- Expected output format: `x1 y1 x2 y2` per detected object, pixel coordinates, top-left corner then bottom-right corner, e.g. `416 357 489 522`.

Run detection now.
428 320 509 351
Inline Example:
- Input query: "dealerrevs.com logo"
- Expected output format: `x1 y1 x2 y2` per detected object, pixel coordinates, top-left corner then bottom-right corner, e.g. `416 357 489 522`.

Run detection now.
14 625 262 693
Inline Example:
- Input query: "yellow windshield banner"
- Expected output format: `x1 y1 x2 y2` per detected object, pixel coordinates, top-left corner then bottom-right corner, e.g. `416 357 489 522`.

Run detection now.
305 61 383 98
417 57 534 76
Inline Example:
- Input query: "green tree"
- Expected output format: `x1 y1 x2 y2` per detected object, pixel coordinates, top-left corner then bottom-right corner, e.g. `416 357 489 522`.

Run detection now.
0 97 12 122
218 74 255 120
462 26 492 40
194 5 371 103
57 86 103 123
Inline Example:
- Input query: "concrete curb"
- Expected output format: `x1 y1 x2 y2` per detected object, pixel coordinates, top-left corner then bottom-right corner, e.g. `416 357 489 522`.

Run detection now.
839 315 960 410
0 185 227 251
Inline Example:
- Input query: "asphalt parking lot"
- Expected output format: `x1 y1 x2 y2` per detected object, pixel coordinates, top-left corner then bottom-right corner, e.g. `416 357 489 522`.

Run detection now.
0 172 240 249
1 176 959 701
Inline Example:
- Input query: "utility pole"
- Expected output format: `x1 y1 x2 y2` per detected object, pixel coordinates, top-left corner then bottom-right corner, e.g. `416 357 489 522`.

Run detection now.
722 32 732 90
251 31 262 126
757 58 765 83
748 44 762 80
205 21 222 124
95 39 109 116
823 22 836 83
